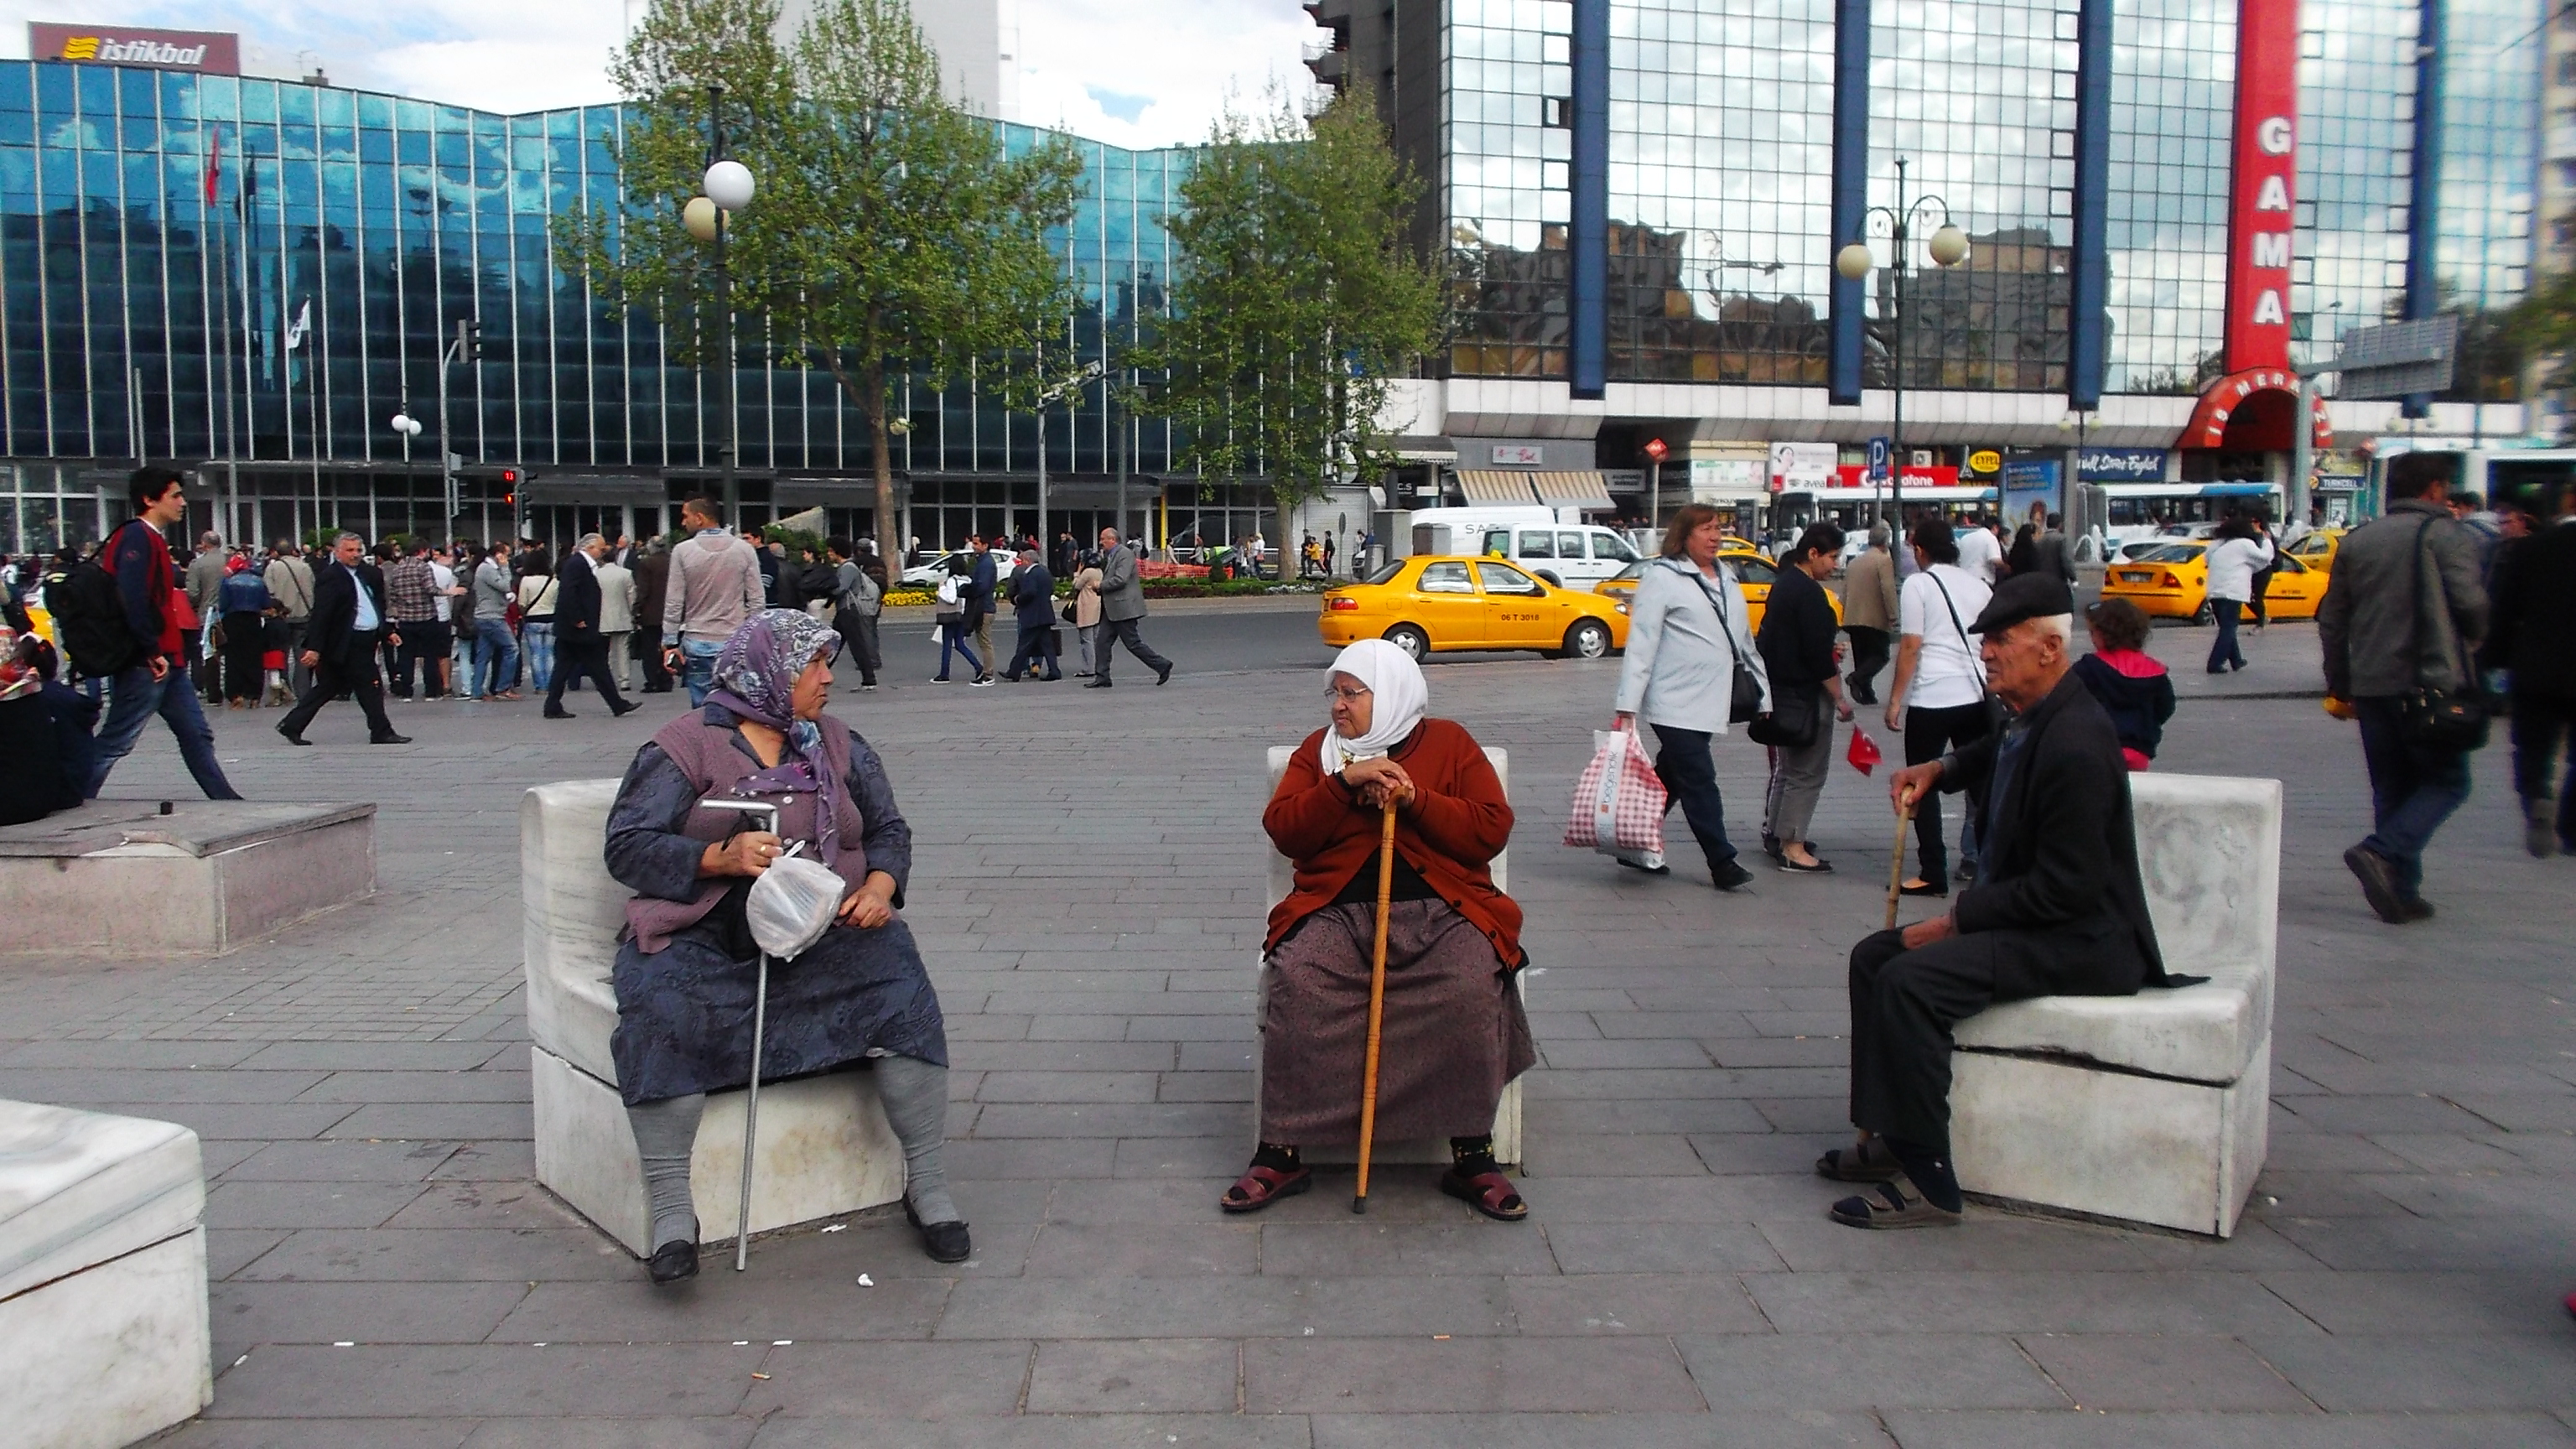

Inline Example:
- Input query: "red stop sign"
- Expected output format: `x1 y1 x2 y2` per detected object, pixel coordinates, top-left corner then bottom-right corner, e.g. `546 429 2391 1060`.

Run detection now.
1643 438 1669 462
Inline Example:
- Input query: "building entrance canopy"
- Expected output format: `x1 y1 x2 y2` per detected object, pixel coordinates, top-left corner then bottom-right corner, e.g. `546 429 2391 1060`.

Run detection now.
2179 369 2333 453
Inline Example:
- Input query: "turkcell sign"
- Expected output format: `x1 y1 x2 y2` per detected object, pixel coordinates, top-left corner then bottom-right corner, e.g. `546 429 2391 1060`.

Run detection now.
2222 0 2295 370
28 23 240 73
2077 447 2168 481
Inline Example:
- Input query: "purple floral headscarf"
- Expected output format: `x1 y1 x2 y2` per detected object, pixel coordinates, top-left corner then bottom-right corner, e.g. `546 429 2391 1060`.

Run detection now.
707 609 848 863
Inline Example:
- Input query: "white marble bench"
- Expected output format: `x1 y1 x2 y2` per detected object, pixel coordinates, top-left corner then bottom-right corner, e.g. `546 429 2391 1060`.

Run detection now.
1259 745 1524 1166
1949 771 2279 1238
521 781 905 1257
0 1098 210 1448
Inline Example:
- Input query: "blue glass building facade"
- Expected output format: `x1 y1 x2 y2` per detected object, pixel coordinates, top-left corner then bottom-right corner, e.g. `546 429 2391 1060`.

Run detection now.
0 60 1221 553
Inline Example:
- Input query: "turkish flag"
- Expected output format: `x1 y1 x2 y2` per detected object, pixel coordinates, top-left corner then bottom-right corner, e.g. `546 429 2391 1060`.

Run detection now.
1846 728 1883 776
204 127 219 205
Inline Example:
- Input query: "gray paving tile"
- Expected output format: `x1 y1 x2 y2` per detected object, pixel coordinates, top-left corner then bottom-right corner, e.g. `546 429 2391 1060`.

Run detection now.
210 1280 531 1350
1743 1271 2323 1337
1502 1273 1773 1335
242 1041 515 1071
232 1228 641 1282
1259 1222 1560 1276
464 1422 756 1449
937 1275 1514 1340
735 1340 1031 1417
2257 1271 2575 1335
1673 1332 2067 1410
1023 1222 1260 1276
1543 1222 1787 1274
426 1140 535 1181
2262 1213 2573 1271
1310 1411 1894 1448
206 1228 290 1280
0 1038 267 1067
324 1103 533 1140
157 1419 477 1449
945 1135 1117 1181
205 1343 756 1417
1025 1338 1239 1413
1751 1212 2157 1274
1244 1336 1706 1413
220 1140 465 1182
0 1067 331 1103
751 1415 1313 1449
2017 1333 2316 1411
2248 1332 2576 1410
294 1071 532 1103
379 1179 600 1231
1515 1133 1711 1178
205 1180 428 1230
492 1275 951 1343
1880 1410 2576 1448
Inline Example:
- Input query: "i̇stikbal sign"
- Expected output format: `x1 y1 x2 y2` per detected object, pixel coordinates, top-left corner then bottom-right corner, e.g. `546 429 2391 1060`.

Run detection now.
28 22 241 74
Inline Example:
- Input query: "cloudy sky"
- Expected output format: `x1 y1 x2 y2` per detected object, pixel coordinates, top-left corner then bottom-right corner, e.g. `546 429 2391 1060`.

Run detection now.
0 0 1317 148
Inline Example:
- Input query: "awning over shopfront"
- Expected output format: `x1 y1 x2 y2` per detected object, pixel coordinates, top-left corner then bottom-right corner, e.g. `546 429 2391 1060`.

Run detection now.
1452 470 1615 510
1531 472 1617 510
1454 470 1542 504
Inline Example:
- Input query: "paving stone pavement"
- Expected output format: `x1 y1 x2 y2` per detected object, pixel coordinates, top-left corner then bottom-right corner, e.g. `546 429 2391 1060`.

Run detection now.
4 624 2573 1448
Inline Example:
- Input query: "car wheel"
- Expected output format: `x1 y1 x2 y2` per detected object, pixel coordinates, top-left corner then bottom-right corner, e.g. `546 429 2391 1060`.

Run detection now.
2190 598 2214 626
1561 619 1613 660
1384 624 1430 660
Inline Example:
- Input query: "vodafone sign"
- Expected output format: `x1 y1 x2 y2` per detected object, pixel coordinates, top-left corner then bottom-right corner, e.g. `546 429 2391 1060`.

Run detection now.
2223 0 2296 371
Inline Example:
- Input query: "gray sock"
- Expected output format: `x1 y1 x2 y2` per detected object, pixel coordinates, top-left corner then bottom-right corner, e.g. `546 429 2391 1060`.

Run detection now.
872 1055 961 1226
625 1092 706 1250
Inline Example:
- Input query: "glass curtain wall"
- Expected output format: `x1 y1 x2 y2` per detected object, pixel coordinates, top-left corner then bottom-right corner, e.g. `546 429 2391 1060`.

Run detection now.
2104 0 2234 392
1445 0 1575 377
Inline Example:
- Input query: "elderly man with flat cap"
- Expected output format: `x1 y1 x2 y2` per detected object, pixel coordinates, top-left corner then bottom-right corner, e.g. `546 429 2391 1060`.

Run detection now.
1813 573 2198 1228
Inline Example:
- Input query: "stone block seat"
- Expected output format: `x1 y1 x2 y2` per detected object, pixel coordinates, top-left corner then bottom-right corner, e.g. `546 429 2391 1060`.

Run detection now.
520 782 904 1258
1258 745 1523 1166
0 800 374 955
1949 771 2280 1239
0 1098 210 1449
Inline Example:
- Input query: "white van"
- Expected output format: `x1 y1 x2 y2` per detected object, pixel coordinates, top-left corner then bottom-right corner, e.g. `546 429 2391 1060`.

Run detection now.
1405 506 1642 588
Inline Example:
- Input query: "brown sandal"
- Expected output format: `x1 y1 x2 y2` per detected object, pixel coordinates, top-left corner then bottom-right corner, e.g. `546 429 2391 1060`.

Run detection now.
1440 1166 1528 1222
1220 1162 1311 1214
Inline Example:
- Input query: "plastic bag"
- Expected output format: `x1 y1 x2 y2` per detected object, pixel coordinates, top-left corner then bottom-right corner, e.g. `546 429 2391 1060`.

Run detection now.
745 853 843 958
1562 727 1667 869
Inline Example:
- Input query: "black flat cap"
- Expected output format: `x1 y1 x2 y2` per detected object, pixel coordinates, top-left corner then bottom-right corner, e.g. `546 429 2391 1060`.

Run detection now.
1968 573 2075 636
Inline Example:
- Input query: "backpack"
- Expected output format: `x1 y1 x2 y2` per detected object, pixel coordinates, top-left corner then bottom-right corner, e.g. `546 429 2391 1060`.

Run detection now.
50 538 147 678
839 562 882 619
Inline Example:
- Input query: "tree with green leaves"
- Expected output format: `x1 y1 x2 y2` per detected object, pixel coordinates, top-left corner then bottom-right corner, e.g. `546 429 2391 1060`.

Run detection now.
1134 89 1443 552
554 0 1084 546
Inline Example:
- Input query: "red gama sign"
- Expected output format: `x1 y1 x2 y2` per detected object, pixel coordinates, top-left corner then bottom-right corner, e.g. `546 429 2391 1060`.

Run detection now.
27 23 241 74
2223 0 2297 371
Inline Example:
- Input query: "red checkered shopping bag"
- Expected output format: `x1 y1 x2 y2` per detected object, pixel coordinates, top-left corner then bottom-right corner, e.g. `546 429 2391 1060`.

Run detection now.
1563 726 1667 860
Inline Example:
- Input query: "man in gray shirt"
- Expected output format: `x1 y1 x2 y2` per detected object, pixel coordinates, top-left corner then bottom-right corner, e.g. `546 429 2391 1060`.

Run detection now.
469 544 521 699
1085 526 1173 688
661 495 766 704
264 539 318 697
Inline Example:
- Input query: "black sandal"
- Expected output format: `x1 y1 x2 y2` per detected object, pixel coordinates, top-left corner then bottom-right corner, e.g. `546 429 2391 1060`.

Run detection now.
1827 1178 1962 1230
1814 1138 1903 1183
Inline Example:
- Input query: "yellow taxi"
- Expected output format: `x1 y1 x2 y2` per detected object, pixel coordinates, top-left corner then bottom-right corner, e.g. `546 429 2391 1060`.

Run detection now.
1318 556 1630 661
2283 527 2345 575
1591 551 1842 636
2099 542 2327 622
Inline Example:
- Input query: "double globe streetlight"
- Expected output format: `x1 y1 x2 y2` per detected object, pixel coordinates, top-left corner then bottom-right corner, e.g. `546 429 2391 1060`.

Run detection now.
682 93 756 526
1834 156 1969 531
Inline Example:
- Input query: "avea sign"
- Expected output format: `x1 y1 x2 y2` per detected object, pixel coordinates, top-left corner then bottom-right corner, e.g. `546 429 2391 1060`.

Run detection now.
2223 0 2296 370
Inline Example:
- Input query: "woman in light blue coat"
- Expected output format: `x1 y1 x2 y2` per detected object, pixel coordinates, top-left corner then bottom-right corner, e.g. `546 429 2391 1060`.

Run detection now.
1612 504 1771 891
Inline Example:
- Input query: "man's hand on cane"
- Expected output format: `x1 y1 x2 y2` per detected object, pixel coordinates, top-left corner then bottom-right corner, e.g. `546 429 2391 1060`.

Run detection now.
1890 761 1941 816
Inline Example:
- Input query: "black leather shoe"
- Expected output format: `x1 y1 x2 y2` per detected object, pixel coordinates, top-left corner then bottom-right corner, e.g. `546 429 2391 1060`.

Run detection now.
1085 678 1113 688
369 733 413 745
647 1233 699 1285
1711 858 1755 892
276 723 311 746
1155 663 1173 686
610 701 641 717
904 1201 972 1264
544 709 576 719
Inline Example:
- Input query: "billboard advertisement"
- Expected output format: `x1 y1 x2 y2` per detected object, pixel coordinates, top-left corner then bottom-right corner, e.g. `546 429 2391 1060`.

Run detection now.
27 23 239 73
2222 0 2296 371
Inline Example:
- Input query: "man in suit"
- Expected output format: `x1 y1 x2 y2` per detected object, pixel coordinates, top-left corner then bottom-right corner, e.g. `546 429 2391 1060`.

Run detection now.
1000 547 1062 682
546 532 640 719
1815 574 2189 1229
277 532 411 746
1086 526 1172 688
2482 482 2576 856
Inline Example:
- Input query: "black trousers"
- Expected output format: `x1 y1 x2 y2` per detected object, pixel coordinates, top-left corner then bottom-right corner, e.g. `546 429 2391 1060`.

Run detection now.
279 634 396 740
548 634 630 714
1095 615 1170 682
636 630 673 692
391 620 450 697
1004 621 1062 680
1845 626 1892 702
1903 701 1992 889
1650 724 1737 870
2511 691 2576 846
1848 925 2145 1156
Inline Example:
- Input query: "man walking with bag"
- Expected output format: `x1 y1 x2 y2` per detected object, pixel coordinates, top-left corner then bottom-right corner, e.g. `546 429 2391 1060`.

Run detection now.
2319 453 2490 923
83 469 244 798
1088 526 1172 688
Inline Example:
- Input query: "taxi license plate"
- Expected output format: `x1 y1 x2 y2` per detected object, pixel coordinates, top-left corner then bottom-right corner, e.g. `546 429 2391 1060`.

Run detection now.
2119 571 2153 584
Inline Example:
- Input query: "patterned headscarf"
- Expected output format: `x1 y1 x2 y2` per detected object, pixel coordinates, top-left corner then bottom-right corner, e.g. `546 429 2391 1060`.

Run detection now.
707 609 849 863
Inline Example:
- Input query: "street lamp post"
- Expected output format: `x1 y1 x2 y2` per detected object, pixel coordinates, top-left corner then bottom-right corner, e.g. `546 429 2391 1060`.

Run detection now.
684 86 756 525
1030 343 1105 558
389 411 425 530
1836 156 1969 534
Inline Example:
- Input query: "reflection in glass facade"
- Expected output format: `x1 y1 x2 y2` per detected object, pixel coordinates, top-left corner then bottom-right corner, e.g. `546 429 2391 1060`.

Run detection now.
1426 0 2539 398
0 60 1201 552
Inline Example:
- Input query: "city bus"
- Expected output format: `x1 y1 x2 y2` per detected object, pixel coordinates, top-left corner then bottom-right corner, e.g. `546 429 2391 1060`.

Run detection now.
2096 482 2285 550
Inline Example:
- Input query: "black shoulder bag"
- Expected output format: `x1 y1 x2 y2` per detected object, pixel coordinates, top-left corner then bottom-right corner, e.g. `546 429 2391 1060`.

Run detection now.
2397 517 2490 753
1679 563 1766 724
1745 576 1825 748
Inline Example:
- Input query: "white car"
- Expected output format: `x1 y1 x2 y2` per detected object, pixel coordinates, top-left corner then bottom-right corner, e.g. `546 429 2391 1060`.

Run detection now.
901 549 1022 589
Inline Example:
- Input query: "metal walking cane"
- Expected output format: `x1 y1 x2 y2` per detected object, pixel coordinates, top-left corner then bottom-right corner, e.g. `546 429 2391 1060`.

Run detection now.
700 797 784 1271
1352 800 1400 1214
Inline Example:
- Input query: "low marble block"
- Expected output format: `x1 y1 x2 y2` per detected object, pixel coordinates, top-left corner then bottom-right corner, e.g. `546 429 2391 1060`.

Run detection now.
521 782 908 1257
0 801 376 956
1950 772 2280 1238
1255 745 1522 1167
0 1098 211 1449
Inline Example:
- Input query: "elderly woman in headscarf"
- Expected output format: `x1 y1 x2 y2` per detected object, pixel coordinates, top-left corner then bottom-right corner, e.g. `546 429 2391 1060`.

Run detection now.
602 608 962 1284
1227 639 1539 1219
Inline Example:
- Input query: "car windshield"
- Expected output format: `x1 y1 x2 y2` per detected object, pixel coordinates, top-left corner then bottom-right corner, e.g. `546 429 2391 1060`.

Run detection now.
1360 559 1405 585
1602 561 1643 584
2134 543 2204 563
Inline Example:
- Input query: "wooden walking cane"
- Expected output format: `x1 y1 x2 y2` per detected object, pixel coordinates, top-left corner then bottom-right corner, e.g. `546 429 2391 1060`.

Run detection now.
1352 799 1400 1214
1885 796 1917 931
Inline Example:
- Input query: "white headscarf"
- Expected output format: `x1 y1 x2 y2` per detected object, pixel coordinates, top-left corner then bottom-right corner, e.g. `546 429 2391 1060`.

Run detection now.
1317 638 1429 776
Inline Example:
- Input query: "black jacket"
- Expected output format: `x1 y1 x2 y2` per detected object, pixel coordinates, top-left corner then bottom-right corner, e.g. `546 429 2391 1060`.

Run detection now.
2070 652 2178 761
1756 564 1839 689
2480 519 2576 700
1010 562 1057 630
1941 671 2172 988
558 549 603 635
307 561 392 667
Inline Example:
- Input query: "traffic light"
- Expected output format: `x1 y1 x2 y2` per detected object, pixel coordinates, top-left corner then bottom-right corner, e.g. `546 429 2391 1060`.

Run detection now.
467 319 484 360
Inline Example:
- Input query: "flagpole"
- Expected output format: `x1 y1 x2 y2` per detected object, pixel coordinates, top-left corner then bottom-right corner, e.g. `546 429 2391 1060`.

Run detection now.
304 303 321 505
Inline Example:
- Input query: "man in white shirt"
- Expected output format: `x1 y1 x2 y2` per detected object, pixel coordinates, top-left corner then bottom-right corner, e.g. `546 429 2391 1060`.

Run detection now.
1952 514 2004 584
1883 519 1997 896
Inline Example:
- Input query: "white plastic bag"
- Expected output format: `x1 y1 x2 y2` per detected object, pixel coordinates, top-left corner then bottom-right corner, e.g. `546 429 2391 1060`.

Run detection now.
745 853 843 958
1561 728 1668 871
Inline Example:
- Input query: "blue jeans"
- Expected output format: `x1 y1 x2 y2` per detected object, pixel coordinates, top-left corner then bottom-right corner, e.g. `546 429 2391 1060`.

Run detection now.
471 618 519 698
1650 724 1737 871
521 621 557 693
2355 695 2473 900
936 621 983 681
679 637 724 705
89 662 242 800
2207 597 2245 672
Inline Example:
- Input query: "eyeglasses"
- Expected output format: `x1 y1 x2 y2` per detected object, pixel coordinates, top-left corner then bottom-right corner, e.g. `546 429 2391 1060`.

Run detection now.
1324 685 1373 704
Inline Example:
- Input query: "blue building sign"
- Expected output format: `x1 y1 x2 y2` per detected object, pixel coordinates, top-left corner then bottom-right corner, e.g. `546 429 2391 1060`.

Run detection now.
2077 447 2169 481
